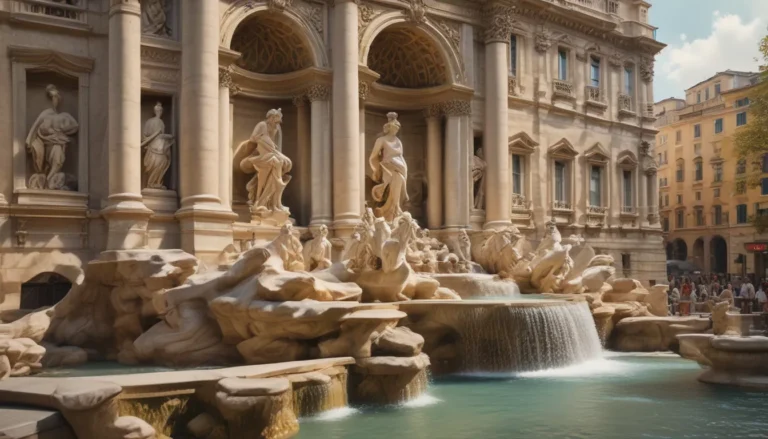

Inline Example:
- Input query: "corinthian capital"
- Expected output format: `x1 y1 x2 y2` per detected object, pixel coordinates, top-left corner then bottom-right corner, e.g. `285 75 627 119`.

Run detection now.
483 2 517 44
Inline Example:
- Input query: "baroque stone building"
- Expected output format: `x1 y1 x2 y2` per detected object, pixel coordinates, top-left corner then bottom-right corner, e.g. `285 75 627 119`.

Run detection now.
0 0 665 308
655 70 761 277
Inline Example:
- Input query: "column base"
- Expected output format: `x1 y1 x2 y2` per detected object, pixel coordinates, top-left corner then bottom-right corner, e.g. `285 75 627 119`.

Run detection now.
483 219 512 231
175 195 237 263
101 193 153 250
332 214 361 240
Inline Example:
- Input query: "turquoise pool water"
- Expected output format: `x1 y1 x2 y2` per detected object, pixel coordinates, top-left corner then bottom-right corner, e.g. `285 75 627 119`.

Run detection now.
298 354 768 439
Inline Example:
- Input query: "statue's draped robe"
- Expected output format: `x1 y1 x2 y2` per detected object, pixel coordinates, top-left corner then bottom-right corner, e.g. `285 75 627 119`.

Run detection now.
238 121 292 211
370 137 408 222
141 117 170 189
26 108 78 189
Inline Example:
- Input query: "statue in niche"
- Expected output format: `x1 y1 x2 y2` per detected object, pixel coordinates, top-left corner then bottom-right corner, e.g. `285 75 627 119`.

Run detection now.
303 224 332 271
141 102 174 190
141 0 171 37
236 108 293 218
472 147 487 210
369 112 408 222
26 84 79 191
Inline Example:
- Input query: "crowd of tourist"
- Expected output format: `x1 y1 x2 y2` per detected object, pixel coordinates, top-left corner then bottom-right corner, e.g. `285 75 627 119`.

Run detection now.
666 273 768 316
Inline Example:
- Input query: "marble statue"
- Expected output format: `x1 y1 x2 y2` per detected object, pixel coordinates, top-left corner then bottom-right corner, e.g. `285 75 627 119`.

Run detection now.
237 108 293 218
141 102 174 189
303 225 332 271
271 223 304 272
141 0 171 37
472 147 487 210
26 84 79 190
370 112 408 222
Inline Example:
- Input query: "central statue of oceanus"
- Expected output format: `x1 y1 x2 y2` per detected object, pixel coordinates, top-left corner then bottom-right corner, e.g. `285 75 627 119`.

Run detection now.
235 108 293 223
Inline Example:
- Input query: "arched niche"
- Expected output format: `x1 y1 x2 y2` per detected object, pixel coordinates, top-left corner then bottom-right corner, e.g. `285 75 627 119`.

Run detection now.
20 272 72 310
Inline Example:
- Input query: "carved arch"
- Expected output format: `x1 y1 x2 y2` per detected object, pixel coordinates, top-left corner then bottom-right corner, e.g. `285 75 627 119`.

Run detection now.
9 46 94 78
585 142 610 164
18 252 84 285
617 150 639 170
359 11 464 85
219 1 329 68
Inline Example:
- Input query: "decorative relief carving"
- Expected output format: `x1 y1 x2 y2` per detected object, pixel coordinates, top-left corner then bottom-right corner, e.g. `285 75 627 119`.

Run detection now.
141 0 171 37
508 76 519 97
295 1 324 36
358 2 382 40
267 0 294 12
609 52 624 69
441 100 471 116
639 56 654 82
423 104 443 118
231 16 313 74
15 219 27 247
403 0 427 23
435 19 460 51
306 84 331 102
358 81 371 101
219 67 241 95
292 95 307 107
534 29 552 53
140 45 180 65
483 3 516 44
143 68 180 84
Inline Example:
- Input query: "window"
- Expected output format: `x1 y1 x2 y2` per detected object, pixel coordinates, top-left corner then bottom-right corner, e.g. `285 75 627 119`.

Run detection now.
512 154 523 195
737 204 748 224
714 205 723 225
695 191 701 201
664 194 669 206
623 170 632 209
663 151 667 163
705 88 710 101
737 159 747 174
624 66 634 95
735 98 750 108
763 154 768 173
697 91 701 103
736 180 747 194
736 112 747 127
677 194 683 204
509 35 518 76
676 210 685 228
589 166 602 206
621 254 631 271
695 208 704 226
675 130 682 144
590 56 600 87
715 83 721 95
554 160 566 202
762 178 768 195
694 124 701 138
676 161 684 182
663 217 670 232
714 188 720 198
714 164 723 182
694 143 701 156
558 49 568 81
657 153 662 164
715 118 723 134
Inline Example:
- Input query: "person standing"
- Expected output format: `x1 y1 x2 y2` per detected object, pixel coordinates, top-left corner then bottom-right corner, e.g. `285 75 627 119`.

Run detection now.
756 284 768 313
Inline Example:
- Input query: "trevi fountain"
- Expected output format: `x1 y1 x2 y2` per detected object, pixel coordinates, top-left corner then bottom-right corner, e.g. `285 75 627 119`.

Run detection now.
0 1 767 439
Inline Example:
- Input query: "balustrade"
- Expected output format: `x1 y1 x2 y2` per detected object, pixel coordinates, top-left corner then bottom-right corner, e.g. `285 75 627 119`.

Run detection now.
12 0 87 24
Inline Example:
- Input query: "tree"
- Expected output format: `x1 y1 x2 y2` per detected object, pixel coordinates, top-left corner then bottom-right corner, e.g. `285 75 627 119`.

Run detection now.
735 33 768 187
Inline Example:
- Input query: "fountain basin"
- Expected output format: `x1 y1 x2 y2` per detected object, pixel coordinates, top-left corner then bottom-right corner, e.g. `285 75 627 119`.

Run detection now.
429 273 520 299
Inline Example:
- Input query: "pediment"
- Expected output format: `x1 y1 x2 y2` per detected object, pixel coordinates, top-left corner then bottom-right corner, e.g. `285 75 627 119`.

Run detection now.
617 150 638 169
548 138 578 159
508 131 539 154
9 45 94 75
584 142 609 164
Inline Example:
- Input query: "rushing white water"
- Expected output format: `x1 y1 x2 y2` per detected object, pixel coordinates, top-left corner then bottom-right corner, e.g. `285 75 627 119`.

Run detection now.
459 301 603 372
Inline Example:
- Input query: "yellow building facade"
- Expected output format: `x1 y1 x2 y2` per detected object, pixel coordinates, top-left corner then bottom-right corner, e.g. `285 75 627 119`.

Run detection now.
655 71 763 277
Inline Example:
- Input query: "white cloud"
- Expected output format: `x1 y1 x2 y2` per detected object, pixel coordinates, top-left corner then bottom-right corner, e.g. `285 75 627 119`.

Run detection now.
657 13 763 97
680 33 687 41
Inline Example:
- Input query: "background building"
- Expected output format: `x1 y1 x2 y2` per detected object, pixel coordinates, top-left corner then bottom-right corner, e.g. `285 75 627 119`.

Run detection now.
655 70 761 277
0 0 665 309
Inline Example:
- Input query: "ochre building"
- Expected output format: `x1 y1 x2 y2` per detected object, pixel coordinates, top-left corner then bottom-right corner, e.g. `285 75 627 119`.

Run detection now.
655 70 761 277
0 0 665 308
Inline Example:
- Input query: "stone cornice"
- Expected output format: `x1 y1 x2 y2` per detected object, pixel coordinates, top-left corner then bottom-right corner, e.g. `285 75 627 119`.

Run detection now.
8 45 94 74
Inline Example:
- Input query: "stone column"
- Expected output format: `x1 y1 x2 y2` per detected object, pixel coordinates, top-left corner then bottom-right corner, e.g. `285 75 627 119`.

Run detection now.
443 101 472 230
482 3 515 230
176 0 235 259
647 170 659 224
425 105 443 230
218 68 238 210
102 0 152 250
638 168 647 224
332 0 361 237
308 85 333 228
359 83 369 212
293 94 311 226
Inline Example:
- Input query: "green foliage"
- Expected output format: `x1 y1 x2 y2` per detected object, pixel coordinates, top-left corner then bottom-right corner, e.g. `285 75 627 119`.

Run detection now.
734 34 768 187
751 214 768 234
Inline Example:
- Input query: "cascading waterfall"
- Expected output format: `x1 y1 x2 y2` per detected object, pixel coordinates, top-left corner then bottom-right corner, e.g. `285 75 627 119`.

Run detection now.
459 301 602 372
292 370 349 417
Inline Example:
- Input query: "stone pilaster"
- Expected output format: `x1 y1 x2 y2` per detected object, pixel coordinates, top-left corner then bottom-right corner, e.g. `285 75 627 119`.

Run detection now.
102 0 152 250
424 104 443 230
176 0 236 261
332 0 362 237
482 2 515 230
442 100 472 230
308 85 333 228
218 67 239 209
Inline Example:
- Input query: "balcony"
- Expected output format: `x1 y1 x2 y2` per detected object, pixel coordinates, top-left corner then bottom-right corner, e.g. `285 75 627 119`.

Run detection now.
551 200 573 225
586 205 608 228
585 86 607 111
552 79 576 103
641 103 655 121
10 0 87 26
621 206 637 215
618 93 636 118
677 95 725 120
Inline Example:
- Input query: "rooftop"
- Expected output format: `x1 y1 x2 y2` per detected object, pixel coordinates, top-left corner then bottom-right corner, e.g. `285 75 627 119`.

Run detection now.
684 70 759 92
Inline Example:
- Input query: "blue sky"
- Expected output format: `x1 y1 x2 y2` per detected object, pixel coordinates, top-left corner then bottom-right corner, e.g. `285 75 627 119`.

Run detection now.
651 0 766 100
